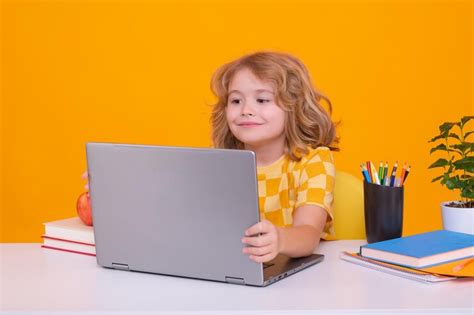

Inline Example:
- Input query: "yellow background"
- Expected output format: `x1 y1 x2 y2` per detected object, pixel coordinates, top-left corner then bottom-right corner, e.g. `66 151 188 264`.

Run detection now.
1 0 472 242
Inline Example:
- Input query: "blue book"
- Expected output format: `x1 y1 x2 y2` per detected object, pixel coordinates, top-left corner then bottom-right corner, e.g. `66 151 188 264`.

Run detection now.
360 230 474 268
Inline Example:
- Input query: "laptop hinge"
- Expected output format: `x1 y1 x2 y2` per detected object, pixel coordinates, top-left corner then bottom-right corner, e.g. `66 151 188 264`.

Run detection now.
225 276 245 285
112 263 130 271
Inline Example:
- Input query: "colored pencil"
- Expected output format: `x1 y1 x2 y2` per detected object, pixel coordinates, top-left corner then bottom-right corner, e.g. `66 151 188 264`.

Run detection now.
360 163 370 183
382 162 388 183
401 166 411 185
395 177 401 187
366 161 373 183
378 162 383 182
400 162 407 185
370 161 381 185
390 161 398 187
360 161 411 186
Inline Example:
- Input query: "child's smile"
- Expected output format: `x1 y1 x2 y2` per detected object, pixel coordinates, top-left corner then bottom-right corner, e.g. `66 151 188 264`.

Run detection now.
237 121 264 128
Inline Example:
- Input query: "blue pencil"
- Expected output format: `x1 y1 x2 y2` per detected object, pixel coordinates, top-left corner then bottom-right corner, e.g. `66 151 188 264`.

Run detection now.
390 161 398 187
360 163 371 183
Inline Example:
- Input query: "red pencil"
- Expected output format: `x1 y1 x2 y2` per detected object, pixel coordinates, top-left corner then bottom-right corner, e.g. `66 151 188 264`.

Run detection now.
400 162 407 185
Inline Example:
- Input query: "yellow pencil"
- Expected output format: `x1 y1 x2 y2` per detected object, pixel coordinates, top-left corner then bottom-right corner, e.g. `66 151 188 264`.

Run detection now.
370 161 381 185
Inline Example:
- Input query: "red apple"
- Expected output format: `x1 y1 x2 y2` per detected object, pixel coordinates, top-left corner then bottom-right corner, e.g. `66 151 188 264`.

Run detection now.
77 191 93 226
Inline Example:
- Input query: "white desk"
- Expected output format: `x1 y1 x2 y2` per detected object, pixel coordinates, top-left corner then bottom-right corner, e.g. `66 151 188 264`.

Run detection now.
1 241 473 314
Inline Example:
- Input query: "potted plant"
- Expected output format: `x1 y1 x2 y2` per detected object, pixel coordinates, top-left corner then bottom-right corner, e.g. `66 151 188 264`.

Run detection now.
428 116 473 234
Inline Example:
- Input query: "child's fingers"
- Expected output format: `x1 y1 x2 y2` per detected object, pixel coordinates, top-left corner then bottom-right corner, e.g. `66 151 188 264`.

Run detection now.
245 221 271 236
82 170 89 191
81 170 88 179
249 253 276 263
242 234 272 247
242 244 273 256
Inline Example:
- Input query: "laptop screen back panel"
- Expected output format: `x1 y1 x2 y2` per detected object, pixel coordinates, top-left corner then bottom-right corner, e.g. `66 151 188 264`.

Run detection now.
86 143 264 286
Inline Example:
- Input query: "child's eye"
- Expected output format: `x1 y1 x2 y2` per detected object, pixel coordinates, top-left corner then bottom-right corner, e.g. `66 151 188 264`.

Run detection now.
230 99 241 105
257 99 269 104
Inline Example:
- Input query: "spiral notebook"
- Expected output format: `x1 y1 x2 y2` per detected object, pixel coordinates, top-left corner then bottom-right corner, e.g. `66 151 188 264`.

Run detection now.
340 252 459 284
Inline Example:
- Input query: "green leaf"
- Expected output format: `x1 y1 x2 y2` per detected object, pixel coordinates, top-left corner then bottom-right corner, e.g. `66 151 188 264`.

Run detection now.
431 175 444 183
453 157 474 172
454 164 474 173
461 116 474 126
448 133 461 141
439 122 455 134
452 143 473 153
445 177 460 189
428 134 448 143
460 188 474 199
430 143 448 154
447 148 463 156
428 158 449 169
447 163 454 173
467 142 474 152
456 156 474 162
457 177 468 189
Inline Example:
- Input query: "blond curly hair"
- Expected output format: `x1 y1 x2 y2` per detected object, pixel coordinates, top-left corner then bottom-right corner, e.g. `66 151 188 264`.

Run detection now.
210 51 339 161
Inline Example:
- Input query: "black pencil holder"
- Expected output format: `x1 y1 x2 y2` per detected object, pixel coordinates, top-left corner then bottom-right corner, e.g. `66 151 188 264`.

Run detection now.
363 181 404 243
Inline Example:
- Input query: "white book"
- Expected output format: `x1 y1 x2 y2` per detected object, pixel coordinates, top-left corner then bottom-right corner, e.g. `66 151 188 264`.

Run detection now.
42 237 96 256
43 217 95 244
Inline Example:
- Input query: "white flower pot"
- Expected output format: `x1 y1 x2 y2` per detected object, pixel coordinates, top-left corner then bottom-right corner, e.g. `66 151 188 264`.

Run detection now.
441 201 474 235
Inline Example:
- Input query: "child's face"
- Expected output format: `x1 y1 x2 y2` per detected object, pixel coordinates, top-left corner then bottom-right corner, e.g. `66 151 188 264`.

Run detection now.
226 68 286 148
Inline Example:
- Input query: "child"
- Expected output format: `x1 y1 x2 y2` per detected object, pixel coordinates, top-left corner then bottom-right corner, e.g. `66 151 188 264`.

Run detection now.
210 51 339 263
83 51 338 264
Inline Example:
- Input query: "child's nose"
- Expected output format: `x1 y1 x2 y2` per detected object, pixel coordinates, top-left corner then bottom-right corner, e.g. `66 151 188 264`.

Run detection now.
240 101 256 116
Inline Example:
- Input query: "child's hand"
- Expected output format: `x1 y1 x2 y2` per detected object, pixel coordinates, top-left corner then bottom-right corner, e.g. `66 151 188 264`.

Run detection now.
241 219 282 263
81 170 89 191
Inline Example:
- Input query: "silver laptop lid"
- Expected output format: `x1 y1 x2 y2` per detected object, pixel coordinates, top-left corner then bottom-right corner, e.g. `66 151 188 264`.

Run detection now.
86 142 263 285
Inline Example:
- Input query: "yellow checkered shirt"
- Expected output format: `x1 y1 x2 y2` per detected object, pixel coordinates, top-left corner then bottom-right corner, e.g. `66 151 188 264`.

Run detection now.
257 146 335 240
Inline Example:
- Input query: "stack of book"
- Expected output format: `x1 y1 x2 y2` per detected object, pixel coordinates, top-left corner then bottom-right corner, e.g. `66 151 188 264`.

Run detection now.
42 217 96 256
341 230 474 283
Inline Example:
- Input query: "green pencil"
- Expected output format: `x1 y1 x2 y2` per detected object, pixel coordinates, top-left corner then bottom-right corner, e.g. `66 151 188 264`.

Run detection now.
378 162 383 182
383 162 388 182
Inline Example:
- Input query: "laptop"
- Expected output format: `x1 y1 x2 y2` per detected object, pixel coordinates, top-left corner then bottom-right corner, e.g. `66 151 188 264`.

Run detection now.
86 142 324 286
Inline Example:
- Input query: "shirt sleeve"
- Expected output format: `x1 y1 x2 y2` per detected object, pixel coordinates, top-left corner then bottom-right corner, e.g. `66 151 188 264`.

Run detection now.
295 147 336 226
